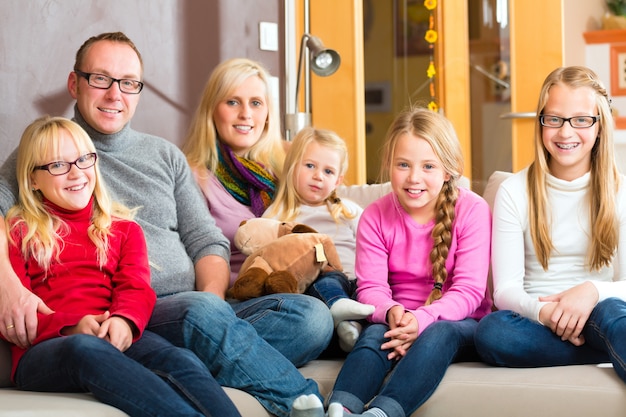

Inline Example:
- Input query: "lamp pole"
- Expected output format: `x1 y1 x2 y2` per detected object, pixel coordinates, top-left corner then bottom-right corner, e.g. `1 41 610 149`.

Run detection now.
284 0 340 140
303 0 311 114
284 0 311 141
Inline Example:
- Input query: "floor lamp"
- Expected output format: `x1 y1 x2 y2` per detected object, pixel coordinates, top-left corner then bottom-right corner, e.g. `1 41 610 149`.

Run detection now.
284 33 341 140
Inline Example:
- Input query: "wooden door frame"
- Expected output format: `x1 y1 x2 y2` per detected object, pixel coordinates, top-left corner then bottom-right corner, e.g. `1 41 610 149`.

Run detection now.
294 0 366 185
438 1 472 179
508 0 563 171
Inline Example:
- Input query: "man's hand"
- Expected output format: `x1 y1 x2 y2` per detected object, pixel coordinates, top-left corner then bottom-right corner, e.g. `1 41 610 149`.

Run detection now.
0 217 53 348
0 274 53 348
538 281 598 346
382 305 418 360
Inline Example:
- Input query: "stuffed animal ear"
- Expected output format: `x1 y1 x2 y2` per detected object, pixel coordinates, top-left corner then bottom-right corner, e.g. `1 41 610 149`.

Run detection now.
291 224 318 234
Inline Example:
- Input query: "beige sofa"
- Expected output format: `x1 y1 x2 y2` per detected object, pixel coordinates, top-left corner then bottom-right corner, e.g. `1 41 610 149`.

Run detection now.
1 172 625 416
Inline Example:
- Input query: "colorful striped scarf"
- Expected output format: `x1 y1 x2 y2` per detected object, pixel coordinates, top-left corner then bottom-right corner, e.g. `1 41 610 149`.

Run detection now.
215 141 277 217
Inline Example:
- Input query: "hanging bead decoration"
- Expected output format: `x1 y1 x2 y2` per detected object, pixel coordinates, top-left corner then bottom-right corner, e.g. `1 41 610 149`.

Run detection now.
424 0 438 112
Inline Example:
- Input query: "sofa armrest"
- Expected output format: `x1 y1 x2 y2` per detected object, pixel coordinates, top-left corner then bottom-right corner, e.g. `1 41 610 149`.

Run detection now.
0 340 12 387
338 176 470 210
483 171 513 210
337 183 391 208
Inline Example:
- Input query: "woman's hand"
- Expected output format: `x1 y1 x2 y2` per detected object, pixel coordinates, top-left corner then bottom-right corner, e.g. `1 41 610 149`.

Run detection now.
538 281 598 346
382 305 418 360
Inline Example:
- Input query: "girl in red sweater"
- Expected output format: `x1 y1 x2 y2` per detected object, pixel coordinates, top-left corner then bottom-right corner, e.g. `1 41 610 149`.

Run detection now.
4 116 240 417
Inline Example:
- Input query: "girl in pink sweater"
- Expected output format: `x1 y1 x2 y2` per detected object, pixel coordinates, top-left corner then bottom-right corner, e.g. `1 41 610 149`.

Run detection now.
291 107 492 417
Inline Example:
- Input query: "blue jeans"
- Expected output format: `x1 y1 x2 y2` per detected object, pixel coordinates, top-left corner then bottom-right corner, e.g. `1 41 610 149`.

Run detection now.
474 298 626 381
230 292 333 366
148 291 332 417
328 319 480 417
15 331 240 417
305 271 355 308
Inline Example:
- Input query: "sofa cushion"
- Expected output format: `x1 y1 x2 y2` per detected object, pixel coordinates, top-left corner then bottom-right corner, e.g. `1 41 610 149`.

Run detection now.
413 363 626 417
0 389 129 416
1 361 625 417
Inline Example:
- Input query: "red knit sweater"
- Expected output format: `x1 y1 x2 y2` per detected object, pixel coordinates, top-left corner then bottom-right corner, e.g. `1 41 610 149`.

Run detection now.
6 199 155 380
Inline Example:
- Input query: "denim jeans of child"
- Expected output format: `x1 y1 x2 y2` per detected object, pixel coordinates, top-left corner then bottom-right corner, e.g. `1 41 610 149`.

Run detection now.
15 330 240 417
475 298 626 382
329 318 480 417
306 271 356 308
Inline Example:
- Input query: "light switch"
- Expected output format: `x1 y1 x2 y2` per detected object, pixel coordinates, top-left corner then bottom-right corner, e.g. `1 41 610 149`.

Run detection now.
259 22 278 52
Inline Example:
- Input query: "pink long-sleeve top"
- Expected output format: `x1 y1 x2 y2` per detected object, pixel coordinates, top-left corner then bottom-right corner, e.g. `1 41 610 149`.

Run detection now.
356 187 493 335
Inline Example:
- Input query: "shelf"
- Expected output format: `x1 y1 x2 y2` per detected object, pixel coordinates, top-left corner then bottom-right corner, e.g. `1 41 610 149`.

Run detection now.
584 29 626 45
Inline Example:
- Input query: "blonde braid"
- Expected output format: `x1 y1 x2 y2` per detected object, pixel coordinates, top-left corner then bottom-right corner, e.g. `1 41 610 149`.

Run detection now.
425 180 458 305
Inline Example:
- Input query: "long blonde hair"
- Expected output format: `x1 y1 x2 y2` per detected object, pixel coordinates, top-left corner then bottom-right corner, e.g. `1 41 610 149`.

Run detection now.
266 126 355 222
183 58 285 177
528 66 619 271
5 116 135 271
380 107 464 305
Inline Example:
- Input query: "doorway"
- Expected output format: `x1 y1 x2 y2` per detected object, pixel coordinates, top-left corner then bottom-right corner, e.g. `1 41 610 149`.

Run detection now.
362 0 434 184
362 0 563 189
468 0 512 194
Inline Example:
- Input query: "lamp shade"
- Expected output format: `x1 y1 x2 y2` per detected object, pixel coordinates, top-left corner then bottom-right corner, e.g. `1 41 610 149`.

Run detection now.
306 35 341 76
284 33 341 139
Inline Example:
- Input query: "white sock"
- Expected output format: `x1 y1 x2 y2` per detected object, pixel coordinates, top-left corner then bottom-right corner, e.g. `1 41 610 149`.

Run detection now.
327 402 345 417
336 320 362 352
290 394 324 417
327 403 389 417
330 298 375 327
362 408 388 417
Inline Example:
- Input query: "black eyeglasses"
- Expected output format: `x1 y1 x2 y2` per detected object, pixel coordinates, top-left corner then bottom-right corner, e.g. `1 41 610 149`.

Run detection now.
75 70 144 94
539 115 600 129
34 153 98 176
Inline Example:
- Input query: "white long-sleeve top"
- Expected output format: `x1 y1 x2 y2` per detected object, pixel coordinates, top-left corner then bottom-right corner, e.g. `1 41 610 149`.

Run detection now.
492 168 626 323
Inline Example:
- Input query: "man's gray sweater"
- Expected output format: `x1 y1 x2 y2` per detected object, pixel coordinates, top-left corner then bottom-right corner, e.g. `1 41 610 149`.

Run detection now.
0 109 230 296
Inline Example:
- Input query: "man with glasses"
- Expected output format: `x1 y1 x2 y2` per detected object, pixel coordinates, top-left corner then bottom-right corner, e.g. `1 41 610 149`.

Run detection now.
0 32 330 417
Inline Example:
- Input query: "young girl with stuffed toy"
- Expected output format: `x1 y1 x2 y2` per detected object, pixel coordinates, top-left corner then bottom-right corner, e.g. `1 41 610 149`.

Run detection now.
264 126 374 353
4 116 241 417
290 107 493 417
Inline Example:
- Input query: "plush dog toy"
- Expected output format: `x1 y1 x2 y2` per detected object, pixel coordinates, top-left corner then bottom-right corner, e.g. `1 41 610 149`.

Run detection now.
227 218 343 301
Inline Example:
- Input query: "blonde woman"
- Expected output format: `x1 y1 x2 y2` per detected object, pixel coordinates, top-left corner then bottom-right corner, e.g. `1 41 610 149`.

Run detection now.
183 58 333 372
5 116 240 417
184 58 286 281
475 66 626 383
